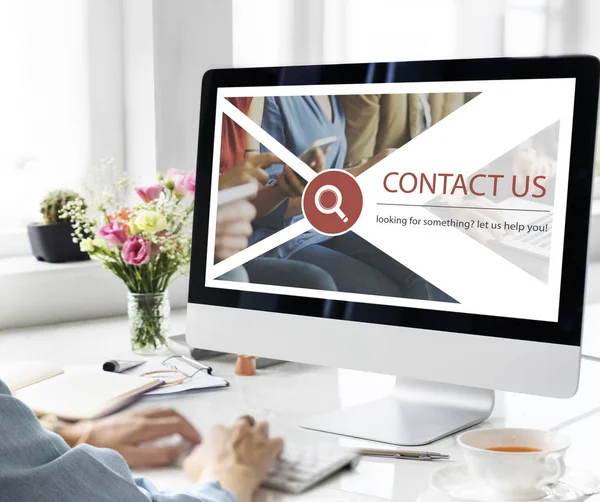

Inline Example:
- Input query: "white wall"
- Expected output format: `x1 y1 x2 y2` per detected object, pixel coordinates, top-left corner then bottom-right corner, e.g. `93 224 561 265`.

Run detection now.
577 0 600 58
122 0 234 182
122 0 158 184
153 0 234 175
88 0 126 173
455 0 504 58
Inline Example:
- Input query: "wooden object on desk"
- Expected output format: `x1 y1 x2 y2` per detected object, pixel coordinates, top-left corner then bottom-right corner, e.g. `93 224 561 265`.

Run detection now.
235 355 256 376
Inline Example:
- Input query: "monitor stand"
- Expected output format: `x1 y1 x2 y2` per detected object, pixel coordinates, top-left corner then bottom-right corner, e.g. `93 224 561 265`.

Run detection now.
300 378 495 446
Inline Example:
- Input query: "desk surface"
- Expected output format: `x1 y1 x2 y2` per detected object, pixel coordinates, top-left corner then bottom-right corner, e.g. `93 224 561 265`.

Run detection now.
2 312 600 501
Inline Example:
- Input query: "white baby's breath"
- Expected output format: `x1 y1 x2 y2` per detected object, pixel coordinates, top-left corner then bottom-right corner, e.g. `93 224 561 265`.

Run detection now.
64 159 196 294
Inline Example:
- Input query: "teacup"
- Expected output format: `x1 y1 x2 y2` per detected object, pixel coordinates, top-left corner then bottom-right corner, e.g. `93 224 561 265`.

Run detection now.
457 428 570 500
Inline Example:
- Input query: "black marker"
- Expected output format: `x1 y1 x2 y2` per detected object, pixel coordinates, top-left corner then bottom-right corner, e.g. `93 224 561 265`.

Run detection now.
102 360 146 373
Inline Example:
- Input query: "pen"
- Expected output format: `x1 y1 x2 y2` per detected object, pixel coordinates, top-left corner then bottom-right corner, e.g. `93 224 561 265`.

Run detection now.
359 448 450 461
180 355 213 375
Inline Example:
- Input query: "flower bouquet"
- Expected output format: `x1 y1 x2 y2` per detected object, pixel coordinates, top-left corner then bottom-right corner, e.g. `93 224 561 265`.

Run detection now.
62 164 196 354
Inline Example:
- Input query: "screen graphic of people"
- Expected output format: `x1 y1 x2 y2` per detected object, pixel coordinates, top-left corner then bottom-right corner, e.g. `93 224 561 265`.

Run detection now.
218 94 461 302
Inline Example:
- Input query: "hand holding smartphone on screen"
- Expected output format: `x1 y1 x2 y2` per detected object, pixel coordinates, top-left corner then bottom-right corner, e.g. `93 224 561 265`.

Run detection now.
268 136 336 197
298 136 337 165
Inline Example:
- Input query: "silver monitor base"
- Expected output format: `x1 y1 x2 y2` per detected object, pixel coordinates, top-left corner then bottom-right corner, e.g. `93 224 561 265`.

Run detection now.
300 378 495 446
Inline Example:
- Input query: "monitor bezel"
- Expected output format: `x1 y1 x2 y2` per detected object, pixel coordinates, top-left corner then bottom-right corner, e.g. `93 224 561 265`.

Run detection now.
189 56 599 348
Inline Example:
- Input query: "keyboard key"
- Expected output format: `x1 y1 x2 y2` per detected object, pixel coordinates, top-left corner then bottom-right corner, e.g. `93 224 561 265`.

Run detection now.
262 441 360 493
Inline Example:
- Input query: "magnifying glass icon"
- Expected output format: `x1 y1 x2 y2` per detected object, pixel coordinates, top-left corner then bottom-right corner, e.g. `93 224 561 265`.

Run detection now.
314 184 348 223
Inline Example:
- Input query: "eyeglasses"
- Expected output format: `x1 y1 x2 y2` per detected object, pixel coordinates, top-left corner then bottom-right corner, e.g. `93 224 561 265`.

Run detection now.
140 355 211 387
162 355 209 378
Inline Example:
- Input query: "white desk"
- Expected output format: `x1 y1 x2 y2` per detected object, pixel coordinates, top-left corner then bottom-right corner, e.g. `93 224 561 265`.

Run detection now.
2 312 600 501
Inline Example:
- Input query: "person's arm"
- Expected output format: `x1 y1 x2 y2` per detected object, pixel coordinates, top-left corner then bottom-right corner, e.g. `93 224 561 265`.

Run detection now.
345 148 395 177
252 184 292 219
280 150 328 218
42 408 202 468
284 197 302 218
245 97 265 151
0 381 236 502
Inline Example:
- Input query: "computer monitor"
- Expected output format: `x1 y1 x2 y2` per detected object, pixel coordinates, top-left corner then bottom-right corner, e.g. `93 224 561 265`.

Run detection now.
187 57 599 446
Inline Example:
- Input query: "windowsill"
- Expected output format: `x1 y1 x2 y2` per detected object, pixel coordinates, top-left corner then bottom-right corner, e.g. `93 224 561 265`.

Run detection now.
0 229 32 259
0 255 189 330
0 256 101 276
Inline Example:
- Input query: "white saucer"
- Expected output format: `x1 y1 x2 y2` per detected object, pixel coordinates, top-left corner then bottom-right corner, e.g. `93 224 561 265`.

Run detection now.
429 465 597 502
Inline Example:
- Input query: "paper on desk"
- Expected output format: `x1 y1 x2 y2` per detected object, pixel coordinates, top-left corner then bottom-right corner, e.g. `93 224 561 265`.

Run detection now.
123 360 228 395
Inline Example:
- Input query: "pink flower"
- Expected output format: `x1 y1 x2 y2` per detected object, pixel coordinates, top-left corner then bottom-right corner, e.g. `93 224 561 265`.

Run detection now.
181 171 196 195
135 184 164 203
121 236 151 265
98 221 128 245
166 169 187 196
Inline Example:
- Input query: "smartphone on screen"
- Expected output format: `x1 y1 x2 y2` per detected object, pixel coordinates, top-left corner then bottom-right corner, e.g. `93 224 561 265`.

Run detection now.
267 136 337 189
299 136 337 164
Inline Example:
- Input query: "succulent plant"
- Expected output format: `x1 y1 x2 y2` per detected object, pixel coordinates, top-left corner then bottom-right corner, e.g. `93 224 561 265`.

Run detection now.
40 190 84 225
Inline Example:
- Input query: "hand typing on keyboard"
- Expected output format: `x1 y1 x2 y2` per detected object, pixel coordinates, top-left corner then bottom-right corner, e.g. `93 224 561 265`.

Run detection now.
183 415 284 502
263 442 360 494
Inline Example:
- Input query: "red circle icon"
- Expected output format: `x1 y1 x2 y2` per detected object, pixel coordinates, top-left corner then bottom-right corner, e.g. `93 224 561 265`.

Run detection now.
302 170 363 235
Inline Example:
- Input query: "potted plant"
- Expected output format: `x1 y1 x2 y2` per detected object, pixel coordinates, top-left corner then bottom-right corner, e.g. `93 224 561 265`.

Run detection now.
27 190 90 263
63 168 195 354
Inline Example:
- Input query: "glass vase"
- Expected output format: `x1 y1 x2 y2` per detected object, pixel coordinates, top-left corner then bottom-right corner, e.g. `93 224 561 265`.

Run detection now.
128 292 170 355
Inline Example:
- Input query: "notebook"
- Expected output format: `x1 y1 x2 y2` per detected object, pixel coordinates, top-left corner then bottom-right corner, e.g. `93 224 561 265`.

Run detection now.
0 361 161 420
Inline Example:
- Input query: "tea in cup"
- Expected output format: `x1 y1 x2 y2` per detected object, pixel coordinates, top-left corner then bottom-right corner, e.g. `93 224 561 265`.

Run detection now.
457 428 570 500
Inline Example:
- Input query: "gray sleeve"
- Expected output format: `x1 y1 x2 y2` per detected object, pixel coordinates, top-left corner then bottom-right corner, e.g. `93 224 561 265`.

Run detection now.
0 380 237 502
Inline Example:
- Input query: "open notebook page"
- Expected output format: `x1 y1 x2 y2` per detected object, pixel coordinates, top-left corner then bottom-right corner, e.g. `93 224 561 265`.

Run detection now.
14 367 161 420
0 361 64 392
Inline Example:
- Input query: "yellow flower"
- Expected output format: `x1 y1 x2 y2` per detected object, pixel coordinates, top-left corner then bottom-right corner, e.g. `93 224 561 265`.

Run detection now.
134 210 167 234
92 238 107 251
129 221 141 235
80 238 95 253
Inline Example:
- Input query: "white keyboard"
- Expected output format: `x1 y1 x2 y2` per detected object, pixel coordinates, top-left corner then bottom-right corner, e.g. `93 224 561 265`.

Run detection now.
263 442 361 494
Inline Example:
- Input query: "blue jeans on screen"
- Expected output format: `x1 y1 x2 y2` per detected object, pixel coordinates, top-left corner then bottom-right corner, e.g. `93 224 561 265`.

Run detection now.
292 232 454 302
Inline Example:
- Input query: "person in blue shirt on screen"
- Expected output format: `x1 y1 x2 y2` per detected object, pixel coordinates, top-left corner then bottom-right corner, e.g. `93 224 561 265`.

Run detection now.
252 94 450 302
0 380 282 502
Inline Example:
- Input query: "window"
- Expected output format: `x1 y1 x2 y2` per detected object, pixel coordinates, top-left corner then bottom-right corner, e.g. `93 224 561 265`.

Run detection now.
326 0 458 63
503 0 564 56
0 1 125 258
0 1 90 238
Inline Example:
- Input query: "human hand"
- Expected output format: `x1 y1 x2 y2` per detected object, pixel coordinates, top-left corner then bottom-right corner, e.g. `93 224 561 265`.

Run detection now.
437 197 508 244
513 146 556 183
183 417 284 502
215 199 256 262
276 147 327 198
219 153 281 190
71 408 201 468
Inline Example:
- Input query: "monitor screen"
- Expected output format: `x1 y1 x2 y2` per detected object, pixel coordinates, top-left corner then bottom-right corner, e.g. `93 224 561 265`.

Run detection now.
189 60 598 348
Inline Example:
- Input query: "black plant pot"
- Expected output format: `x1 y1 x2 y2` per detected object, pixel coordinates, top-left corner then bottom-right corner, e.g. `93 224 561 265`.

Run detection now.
27 222 90 263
